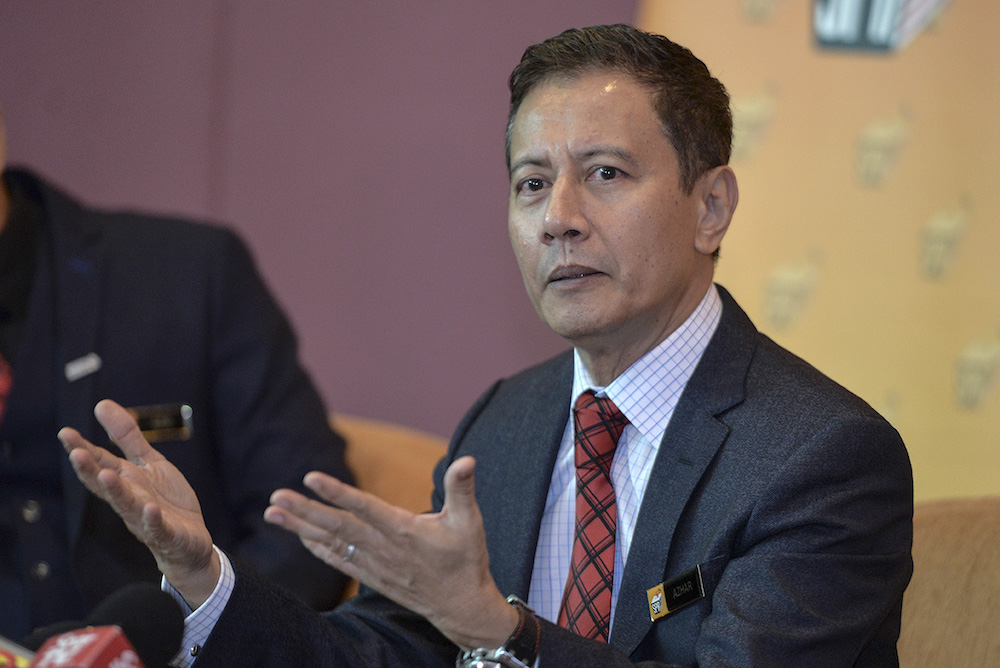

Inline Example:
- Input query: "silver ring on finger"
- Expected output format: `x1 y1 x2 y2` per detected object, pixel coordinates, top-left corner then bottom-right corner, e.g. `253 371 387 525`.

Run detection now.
342 543 357 563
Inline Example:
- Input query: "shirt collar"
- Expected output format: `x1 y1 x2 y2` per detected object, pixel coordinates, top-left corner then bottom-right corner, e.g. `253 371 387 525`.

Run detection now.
571 284 723 444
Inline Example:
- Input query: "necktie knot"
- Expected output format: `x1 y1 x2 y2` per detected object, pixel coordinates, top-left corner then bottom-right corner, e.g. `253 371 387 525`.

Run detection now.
573 391 627 472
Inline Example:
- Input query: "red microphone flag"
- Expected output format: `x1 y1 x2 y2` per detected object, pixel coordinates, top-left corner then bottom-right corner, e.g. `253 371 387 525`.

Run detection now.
28 627 143 668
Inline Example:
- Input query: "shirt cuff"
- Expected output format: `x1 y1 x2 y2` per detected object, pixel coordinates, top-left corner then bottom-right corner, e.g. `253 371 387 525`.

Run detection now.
162 545 236 667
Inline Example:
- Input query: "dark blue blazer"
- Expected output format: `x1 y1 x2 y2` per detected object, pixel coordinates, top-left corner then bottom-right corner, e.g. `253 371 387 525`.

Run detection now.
0 169 352 637
195 286 913 667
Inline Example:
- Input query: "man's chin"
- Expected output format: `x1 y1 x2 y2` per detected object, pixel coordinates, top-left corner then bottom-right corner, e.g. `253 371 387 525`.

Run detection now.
542 314 616 347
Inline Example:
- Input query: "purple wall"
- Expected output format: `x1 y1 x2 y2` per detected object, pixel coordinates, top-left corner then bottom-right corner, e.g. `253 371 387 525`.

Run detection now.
0 2 637 435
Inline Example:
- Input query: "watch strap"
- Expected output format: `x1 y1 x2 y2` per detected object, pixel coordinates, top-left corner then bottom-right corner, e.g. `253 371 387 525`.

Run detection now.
456 595 540 668
502 595 540 666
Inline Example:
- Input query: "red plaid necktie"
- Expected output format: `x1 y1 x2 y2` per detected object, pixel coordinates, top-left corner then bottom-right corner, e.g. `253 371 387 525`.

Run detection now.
558 391 628 642
0 350 12 423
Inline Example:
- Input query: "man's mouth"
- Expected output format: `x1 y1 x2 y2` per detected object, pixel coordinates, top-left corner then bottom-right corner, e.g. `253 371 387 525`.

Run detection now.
548 266 603 284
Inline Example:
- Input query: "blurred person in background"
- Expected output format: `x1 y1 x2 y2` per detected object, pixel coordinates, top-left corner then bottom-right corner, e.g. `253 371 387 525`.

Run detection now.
0 107 354 640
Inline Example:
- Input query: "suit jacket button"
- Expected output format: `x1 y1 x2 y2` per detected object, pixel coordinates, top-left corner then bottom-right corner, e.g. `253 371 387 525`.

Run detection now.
22 500 42 523
31 561 51 581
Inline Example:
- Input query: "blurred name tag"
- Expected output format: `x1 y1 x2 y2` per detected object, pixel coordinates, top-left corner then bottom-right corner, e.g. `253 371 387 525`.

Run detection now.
125 403 193 442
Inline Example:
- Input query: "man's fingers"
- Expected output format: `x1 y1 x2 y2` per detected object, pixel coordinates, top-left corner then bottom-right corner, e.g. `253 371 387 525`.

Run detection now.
266 488 361 543
64 438 129 503
93 399 158 463
300 538 364 578
64 429 157 524
264 504 336 544
60 427 125 476
302 471 406 531
298 459 480 534
140 504 178 549
442 456 479 523
65 446 111 499
94 479 176 554
66 449 151 539
96 468 147 519
57 426 86 452
58 426 102 461
265 497 365 574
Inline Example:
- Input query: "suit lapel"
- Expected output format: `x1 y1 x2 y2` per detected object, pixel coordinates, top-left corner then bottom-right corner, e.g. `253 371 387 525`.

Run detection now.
480 354 573 599
611 286 757 654
611 396 729 652
40 180 106 548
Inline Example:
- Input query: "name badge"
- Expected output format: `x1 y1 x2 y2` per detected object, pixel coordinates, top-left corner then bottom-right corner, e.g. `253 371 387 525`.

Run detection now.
125 403 193 443
646 565 705 621
65 353 102 382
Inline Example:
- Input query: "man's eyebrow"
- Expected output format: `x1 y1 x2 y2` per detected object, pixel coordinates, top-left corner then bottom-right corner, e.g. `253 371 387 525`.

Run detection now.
509 145 641 177
509 154 549 177
576 145 640 168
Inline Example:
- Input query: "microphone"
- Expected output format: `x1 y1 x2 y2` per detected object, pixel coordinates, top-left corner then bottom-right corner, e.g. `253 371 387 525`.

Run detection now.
83 583 184 668
25 583 184 668
29 626 139 668
22 623 86 654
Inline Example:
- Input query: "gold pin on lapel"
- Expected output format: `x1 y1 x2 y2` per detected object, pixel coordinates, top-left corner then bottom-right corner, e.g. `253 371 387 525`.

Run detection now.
647 565 705 621
125 403 193 443
647 583 667 620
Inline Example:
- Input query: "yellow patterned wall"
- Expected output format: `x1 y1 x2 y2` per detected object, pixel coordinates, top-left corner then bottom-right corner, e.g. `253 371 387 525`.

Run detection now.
638 1 999 501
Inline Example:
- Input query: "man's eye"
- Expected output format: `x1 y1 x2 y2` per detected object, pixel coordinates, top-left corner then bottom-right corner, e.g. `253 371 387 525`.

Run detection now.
519 178 545 193
594 166 621 180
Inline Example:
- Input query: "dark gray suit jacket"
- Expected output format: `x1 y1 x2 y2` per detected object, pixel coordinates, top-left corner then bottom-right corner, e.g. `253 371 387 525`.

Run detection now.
196 286 912 667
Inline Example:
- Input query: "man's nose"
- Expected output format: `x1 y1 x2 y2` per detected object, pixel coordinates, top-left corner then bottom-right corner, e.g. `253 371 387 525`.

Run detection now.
541 180 589 243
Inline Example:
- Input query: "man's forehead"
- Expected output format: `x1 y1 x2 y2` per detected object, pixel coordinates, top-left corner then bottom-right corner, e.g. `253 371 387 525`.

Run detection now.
509 74 662 166
512 71 658 135
522 69 648 106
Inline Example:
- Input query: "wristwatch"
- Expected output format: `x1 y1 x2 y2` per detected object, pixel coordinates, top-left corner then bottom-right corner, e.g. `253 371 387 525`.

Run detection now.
456 595 540 668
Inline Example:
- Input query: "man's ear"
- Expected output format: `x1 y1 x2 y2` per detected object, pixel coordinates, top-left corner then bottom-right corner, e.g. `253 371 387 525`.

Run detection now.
693 165 738 256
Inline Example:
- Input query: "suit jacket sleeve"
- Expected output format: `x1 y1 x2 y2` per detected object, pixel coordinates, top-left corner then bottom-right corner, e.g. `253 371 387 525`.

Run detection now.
193 228 354 608
192 564 455 667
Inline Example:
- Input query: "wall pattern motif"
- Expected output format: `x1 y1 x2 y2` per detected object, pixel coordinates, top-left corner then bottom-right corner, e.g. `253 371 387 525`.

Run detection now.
640 0 998 500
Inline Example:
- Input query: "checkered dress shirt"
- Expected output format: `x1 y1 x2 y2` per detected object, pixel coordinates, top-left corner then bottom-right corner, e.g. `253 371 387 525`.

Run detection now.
527 285 722 633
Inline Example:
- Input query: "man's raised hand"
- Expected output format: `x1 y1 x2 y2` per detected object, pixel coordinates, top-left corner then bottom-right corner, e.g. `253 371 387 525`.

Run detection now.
59 399 220 608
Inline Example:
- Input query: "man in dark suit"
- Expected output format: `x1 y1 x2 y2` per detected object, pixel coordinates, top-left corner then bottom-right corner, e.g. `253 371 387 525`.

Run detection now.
59 25 912 667
0 110 353 639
